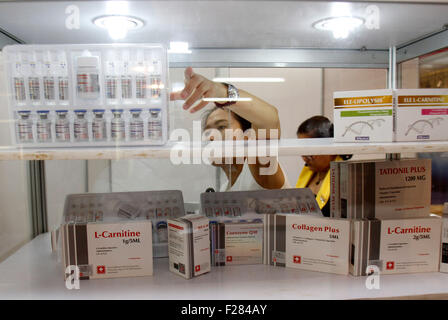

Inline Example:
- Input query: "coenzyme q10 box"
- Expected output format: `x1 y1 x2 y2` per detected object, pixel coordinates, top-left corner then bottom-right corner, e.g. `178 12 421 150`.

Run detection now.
265 214 350 275
350 217 441 276
61 220 153 280
395 89 448 142
167 214 210 279
211 220 263 266
333 89 394 142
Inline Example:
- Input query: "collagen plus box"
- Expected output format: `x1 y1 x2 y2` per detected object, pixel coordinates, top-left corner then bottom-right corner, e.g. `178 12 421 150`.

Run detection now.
61 220 153 280
167 214 210 279
350 217 441 276
334 89 394 142
395 89 448 142
264 214 350 275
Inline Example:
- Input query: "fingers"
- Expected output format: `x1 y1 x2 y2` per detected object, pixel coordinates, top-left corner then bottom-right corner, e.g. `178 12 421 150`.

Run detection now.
170 91 183 101
184 66 194 80
189 99 210 113
181 73 203 100
183 81 210 110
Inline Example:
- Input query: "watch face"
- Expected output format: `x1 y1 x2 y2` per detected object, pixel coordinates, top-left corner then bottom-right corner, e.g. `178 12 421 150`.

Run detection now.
227 84 239 99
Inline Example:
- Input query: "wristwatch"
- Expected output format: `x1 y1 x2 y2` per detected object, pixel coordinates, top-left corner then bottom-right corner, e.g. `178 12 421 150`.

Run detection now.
215 83 239 108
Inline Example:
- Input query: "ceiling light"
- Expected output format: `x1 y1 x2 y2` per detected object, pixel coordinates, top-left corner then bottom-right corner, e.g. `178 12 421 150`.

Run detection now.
93 15 144 40
212 77 285 83
313 16 364 39
168 42 192 54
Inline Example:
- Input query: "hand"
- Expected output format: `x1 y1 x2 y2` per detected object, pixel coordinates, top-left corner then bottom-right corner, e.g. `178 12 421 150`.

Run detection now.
169 67 227 113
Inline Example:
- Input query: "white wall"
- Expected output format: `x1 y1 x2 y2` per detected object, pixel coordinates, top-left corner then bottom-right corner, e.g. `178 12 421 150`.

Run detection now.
0 52 33 262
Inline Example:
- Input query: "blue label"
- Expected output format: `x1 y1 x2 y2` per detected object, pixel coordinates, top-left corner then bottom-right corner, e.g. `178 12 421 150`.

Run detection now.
355 136 370 141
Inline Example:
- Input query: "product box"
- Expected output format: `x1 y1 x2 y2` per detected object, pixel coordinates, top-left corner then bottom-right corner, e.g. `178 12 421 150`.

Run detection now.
395 89 448 142
210 220 263 266
332 158 431 220
63 190 185 258
167 214 210 279
333 89 394 142
350 217 441 276
264 214 350 275
61 220 153 280
440 203 448 273
3 44 169 147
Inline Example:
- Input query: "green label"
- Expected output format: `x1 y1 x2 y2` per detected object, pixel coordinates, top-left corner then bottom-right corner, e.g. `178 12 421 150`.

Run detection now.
341 110 392 117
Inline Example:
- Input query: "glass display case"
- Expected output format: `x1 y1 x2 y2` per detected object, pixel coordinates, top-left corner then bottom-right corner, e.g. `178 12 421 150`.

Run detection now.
0 0 447 301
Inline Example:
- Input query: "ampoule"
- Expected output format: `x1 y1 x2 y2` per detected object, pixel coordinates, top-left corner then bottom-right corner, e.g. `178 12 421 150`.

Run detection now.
129 108 144 140
57 51 69 104
135 50 147 101
76 52 100 100
12 52 26 104
74 109 89 141
92 109 107 141
55 110 71 142
28 52 41 104
105 51 118 104
148 108 162 141
43 51 56 104
121 56 133 102
111 109 125 141
16 110 33 143
36 110 52 142
150 60 161 99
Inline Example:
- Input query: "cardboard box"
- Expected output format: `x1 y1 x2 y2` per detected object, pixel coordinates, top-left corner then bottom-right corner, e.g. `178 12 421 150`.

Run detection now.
264 214 350 275
210 220 263 266
440 203 448 273
167 214 210 279
333 89 394 142
61 220 153 280
333 159 431 220
395 89 448 142
350 217 441 276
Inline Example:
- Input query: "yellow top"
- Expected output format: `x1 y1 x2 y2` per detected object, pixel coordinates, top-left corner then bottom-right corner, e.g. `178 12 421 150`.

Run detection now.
295 155 343 209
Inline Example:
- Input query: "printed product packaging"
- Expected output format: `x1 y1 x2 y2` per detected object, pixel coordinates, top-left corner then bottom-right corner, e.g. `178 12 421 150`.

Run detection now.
440 203 448 273
264 214 350 275
210 220 263 266
330 158 431 220
350 216 441 276
60 220 153 280
395 89 448 142
333 89 394 142
167 214 210 279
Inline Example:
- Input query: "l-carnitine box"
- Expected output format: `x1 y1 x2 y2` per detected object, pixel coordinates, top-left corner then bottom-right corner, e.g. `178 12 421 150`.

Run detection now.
395 89 448 141
334 89 394 142
167 214 210 279
61 220 153 280
350 217 441 276
265 214 350 275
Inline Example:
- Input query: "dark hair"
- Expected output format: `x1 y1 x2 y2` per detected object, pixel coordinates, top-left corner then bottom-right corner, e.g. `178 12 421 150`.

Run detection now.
297 116 352 160
202 106 252 132
297 116 333 138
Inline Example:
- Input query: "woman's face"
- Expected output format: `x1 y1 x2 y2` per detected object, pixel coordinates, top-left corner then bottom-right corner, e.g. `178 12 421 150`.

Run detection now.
204 108 243 141
298 133 334 172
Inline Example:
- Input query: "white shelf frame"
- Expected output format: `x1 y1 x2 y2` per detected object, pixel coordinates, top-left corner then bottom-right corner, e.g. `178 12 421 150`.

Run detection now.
0 138 447 161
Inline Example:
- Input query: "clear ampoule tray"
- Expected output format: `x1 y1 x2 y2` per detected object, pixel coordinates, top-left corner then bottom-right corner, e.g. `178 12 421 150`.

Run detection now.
3 43 169 148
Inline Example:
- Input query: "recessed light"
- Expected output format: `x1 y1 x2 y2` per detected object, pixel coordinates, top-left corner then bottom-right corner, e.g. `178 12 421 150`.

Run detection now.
168 42 192 54
313 16 364 39
93 15 144 40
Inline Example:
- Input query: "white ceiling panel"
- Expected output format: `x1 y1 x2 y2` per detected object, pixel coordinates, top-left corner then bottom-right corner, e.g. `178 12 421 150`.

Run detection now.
0 1 447 50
